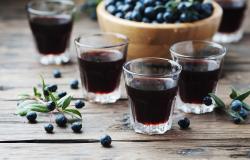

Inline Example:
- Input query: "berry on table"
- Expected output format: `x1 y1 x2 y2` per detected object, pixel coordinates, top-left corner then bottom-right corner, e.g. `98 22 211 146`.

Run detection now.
46 101 56 111
47 84 58 92
58 91 67 99
100 134 112 148
55 114 68 127
231 100 242 112
26 112 37 123
239 109 248 119
71 122 82 133
44 124 54 133
70 80 79 89
233 117 241 124
178 117 190 129
75 100 85 109
53 69 61 78
203 96 212 106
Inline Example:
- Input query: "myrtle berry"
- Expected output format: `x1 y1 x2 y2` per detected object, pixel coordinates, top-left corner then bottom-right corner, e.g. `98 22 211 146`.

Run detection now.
239 109 248 119
124 11 133 20
131 10 142 22
200 3 213 17
203 96 212 106
55 114 68 127
122 4 133 12
44 124 54 133
115 12 124 18
178 117 190 129
142 17 150 23
47 84 58 92
71 122 82 133
233 117 241 124
58 91 67 99
43 89 49 96
53 69 61 78
231 100 242 112
26 112 37 123
163 11 176 23
100 134 112 147
70 80 79 89
156 13 164 23
144 0 154 7
46 101 56 111
144 7 156 20
75 100 85 109
107 5 117 15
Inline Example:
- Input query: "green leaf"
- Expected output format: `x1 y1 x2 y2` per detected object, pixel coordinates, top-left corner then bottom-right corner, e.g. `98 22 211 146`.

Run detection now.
57 95 72 109
49 92 57 103
230 88 238 99
18 93 32 100
33 87 42 98
209 93 225 108
16 108 29 116
63 108 82 119
16 102 49 116
228 110 244 121
242 102 250 111
40 75 49 101
18 100 38 108
235 90 250 101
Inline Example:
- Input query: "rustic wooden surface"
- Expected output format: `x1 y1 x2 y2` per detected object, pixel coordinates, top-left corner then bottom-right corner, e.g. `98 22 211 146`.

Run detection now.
1 0 250 159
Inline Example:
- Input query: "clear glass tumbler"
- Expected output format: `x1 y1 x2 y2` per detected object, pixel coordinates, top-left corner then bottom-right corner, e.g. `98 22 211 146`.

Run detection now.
170 41 226 114
213 0 247 43
26 0 75 65
123 58 181 135
74 33 128 104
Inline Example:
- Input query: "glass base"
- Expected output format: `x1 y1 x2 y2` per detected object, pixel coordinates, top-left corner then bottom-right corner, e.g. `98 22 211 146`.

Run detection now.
176 96 215 114
39 53 70 65
83 87 121 104
133 119 172 135
213 29 243 43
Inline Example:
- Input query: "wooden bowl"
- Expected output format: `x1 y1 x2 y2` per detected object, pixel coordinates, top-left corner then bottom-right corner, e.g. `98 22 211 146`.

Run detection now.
97 2 223 59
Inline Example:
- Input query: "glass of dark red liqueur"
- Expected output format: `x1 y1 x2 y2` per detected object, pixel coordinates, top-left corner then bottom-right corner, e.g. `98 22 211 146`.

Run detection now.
213 0 247 43
123 58 181 135
74 33 128 104
170 41 226 114
26 0 75 65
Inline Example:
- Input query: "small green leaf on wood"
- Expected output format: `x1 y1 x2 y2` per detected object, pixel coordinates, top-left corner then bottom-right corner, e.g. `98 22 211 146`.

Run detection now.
63 108 82 119
57 95 72 109
209 93 226 108
228 110 244 121
230 87 238 99
242 102 250 111
235 90 250 101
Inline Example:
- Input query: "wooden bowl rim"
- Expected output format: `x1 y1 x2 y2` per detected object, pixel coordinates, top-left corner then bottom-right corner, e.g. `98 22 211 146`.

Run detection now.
97 1 222 29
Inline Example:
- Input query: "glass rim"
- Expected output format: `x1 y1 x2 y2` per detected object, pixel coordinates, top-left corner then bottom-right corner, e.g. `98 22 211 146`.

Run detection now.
26 0 76 16
170 40 227 59
123 57 182 78
74 32 129 49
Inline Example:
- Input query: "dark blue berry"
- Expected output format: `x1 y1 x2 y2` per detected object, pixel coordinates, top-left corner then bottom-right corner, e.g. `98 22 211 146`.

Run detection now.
44 124 54 133
156 12 164 23
179 12 193 22
55 114 68 127
115 12 124 18
125 0 136 5
53 69 61 78
200 3 213 17
70 80 79 89
58 91 67 99
134 3 145 14
105 0 115 6
144 7 156 20
144 0 154 7
107 5 117 15
43 89 49 96
46 101 56 111
177 2 191 11
233 117 241 124
131 10 142 22
47 84 58 92
203 96 212 106
239 109 248 119
163 11 176 23
26 112 37 123
122 4 133 12
231 100 242 112
71 122 82 133
124 11 133 20
178 117 190 129
75 100 85 109
142 17 150 23
100 134 112 147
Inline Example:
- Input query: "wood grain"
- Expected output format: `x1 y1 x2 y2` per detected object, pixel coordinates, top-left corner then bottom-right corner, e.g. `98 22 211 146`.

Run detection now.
1 0 250 159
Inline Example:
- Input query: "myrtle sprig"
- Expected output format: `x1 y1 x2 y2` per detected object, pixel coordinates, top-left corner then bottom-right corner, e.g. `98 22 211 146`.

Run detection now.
16 77 82 120
209 88 250 123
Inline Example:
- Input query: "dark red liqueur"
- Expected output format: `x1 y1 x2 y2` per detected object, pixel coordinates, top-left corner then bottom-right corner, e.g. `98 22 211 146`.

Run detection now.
178 61 221 104
216 0 247 33
78 50 125 94
29 17 73 55
126 78 178 125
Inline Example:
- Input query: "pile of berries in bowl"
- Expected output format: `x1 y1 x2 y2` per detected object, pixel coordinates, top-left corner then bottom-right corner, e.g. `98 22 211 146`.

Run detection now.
105 0 214 23
97 0 222 59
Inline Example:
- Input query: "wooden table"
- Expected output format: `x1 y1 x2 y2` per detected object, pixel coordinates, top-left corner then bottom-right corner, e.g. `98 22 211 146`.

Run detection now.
1 1 250 159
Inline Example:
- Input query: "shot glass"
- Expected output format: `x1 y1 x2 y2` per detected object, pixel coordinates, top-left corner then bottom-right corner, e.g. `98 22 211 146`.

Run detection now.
170 41 226 114
74 33 128 104
123 58 181 135
213 0 247 43
26 0 75 65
